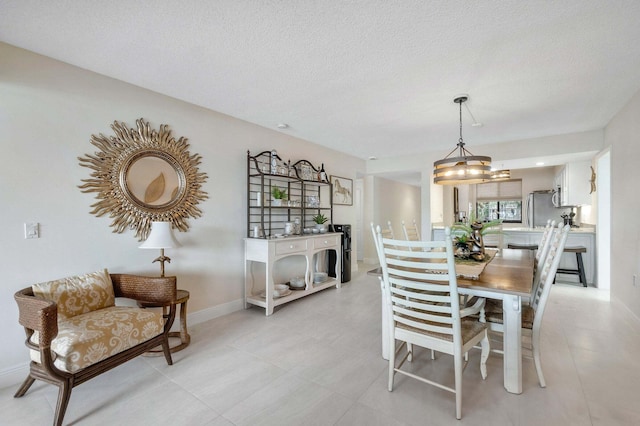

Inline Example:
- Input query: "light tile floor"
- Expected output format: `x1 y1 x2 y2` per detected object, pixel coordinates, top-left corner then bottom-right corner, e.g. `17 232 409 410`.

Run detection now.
2 265 639 425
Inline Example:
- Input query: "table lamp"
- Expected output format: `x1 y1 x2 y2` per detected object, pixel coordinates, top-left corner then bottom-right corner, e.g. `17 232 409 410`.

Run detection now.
139 221 181 277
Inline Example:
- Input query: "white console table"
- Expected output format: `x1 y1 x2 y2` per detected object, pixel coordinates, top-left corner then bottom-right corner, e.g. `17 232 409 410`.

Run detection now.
244 233 342 315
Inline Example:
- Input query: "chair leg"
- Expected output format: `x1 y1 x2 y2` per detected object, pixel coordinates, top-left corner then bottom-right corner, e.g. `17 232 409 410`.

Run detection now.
53 380 73 426
480 331 489 380
13 375 35 398
454 352 463 420
388 338 396 392
576 253 587 287
407 343 413 362
532 328 546 388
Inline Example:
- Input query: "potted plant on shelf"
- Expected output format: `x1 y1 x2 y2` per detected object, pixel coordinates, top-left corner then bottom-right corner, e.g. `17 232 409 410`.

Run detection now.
312 213 329 232
271 186 287 206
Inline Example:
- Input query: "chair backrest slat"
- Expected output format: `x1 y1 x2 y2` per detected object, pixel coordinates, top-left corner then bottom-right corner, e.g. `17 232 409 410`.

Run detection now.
402 220 421 242
376 226 461 341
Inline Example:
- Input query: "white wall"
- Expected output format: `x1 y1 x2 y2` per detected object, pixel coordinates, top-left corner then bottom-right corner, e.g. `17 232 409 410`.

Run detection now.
363 176 421 263
0 43 365 387
606 89 640 318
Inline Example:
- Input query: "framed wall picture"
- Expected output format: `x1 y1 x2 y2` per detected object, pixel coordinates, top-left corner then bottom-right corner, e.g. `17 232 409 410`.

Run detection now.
330 175 353 206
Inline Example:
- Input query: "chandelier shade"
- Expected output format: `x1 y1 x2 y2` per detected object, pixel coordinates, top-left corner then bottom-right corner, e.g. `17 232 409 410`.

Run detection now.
489 169 511 181
433 95 492 185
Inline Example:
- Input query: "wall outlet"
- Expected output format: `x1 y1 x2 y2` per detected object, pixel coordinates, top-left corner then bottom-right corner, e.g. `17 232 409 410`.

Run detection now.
24 222 39 239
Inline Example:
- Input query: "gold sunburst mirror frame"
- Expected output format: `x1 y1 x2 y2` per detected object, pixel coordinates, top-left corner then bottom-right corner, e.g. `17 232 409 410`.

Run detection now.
78 118 208 241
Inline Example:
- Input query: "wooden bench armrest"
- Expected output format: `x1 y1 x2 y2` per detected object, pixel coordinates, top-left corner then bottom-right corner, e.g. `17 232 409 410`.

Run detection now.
110 274 177 304
14 287 58 347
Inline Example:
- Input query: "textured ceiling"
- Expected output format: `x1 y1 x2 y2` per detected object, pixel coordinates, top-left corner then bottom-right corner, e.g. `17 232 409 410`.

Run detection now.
2 1 640 161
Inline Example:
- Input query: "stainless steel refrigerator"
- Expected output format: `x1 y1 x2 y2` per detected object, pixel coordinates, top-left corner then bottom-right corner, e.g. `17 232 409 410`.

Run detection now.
526 191 559 228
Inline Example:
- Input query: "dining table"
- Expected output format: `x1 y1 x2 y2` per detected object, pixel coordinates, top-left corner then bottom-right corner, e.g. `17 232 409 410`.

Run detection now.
368 248 534 395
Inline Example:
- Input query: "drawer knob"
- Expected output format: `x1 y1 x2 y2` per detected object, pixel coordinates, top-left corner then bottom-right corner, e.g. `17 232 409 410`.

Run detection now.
289 245 294 249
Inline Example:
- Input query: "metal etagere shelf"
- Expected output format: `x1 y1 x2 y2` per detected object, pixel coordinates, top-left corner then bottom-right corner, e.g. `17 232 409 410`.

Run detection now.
247 150 333 238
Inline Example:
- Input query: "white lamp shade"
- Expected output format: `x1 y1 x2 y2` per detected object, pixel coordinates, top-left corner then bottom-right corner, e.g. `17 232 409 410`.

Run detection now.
139 222 182 249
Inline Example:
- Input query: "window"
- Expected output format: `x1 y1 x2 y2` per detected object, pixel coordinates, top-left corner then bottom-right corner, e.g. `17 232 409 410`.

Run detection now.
476 179 522 223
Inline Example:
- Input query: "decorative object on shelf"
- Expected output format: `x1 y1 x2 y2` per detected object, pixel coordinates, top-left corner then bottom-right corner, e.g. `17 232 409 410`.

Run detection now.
270 149 278 174
139 221 181 277
319 163 327 182
78 118 208 241
271 185 287 206
312 213 329 231
306 195 320 207
590 166 596 193
330 175 353 205
291 159 319 181
433 95 492 185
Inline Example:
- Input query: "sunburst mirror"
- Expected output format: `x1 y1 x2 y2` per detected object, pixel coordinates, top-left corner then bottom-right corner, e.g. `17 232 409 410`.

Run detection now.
78 118 208 240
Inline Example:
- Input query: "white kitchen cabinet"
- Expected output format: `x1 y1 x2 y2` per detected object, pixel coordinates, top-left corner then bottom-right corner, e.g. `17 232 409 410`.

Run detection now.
244 234 341 315
555 161 592 206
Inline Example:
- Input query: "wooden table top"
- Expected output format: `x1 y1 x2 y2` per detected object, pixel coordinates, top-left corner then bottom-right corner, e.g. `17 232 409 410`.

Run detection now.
368 249 534 298
457 249 534 297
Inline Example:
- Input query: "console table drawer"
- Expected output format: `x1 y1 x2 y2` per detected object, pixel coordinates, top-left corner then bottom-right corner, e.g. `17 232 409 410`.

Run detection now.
275 240 308 255
313 235 339 249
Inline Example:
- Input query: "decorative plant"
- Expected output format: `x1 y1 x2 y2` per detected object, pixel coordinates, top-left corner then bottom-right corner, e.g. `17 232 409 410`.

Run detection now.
312 213 328 225
451 211 503 239
271 185 287 200
453 233 469 248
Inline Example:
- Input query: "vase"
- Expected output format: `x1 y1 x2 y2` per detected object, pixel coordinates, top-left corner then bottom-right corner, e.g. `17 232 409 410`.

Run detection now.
454 244 471 259
272 199 283 206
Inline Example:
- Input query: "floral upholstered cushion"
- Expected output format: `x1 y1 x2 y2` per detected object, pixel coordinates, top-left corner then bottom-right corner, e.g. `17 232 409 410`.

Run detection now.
31 306 164 373
32 269 115 320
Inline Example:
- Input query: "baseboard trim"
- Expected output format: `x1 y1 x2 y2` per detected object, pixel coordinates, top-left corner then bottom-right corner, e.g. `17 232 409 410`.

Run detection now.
188 298 245 326
0 364 28 391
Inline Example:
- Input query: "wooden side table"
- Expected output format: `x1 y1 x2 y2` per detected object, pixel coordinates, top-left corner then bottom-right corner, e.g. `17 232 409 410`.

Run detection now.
139 289 191 354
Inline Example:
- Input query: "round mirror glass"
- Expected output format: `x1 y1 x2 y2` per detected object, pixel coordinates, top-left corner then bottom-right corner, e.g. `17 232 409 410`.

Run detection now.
126 155 181 206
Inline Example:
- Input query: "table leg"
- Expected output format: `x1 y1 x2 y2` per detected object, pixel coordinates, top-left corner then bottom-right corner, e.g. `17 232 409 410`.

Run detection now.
502 294 523 394
379 277 390 360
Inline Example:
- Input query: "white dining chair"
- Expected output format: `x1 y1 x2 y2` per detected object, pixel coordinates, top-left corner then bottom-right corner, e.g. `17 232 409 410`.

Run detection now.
382 220 395 240
478 223 570 388
528 220 558 302
376 227 490 420
401 219 420 242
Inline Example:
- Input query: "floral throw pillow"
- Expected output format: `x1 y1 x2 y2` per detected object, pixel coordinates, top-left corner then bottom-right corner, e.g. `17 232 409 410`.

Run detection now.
32 269 115 320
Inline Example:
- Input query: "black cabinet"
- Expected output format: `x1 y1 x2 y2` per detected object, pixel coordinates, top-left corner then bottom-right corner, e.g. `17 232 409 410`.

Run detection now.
328 224 351 283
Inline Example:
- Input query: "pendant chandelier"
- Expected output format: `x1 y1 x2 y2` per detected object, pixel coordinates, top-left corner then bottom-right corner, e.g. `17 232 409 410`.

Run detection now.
433 95 491 185
490 169 511 181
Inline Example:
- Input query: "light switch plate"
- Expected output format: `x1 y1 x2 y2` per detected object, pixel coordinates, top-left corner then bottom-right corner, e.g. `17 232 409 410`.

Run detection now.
25 222 39 239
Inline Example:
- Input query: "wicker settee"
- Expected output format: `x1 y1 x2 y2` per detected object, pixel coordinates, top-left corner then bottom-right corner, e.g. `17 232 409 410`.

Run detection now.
13 270 177 426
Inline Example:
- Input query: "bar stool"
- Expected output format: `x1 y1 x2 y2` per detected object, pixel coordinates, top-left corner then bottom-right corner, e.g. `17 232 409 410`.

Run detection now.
507 243 538 251
554 246 587 287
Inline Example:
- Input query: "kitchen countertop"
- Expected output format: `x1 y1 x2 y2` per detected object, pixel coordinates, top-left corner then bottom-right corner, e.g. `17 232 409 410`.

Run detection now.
432 225 595 234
